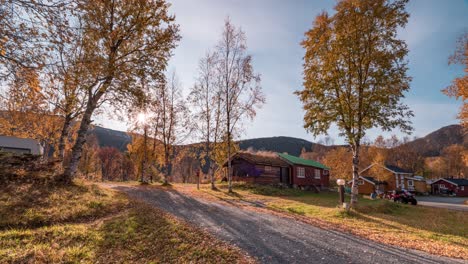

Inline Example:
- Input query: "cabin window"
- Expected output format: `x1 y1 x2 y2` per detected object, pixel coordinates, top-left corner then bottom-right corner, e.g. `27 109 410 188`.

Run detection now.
407 180 414 186
461 186 465 191
265 166 272 172
297 167 305 178
358 180 364 185
323 170 329 175
439 184 445 189
314 169 321 179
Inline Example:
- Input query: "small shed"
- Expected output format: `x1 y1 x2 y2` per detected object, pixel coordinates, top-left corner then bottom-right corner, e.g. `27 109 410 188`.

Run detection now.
431 178 468 197
0 136 43 155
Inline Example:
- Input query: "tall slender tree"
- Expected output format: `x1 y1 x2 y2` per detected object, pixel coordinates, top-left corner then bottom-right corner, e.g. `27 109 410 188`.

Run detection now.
297 0 413 207
43 15 87 162
152 72 192 185
215 18 265 193
62 0 180 182
189 51 224 189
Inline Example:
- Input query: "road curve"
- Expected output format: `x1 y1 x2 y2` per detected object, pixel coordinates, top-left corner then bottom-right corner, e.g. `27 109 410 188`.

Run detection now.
107 184 465 264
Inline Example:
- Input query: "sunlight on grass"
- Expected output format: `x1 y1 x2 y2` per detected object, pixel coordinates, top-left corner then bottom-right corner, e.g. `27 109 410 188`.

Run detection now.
0 181 251 263
191 182 468 259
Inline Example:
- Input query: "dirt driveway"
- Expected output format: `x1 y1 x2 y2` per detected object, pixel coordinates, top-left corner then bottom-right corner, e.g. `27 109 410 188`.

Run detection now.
106 184 464 264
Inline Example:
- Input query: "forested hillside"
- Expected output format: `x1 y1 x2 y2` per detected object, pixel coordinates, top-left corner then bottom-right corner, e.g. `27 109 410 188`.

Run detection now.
402 125 466 157
238 136 324 156
90 124 465 158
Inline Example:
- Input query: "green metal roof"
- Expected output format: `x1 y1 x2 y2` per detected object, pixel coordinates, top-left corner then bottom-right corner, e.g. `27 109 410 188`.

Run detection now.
277 152 330 170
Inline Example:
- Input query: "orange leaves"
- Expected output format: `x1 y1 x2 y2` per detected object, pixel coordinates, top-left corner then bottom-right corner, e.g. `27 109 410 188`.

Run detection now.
443 32 468 127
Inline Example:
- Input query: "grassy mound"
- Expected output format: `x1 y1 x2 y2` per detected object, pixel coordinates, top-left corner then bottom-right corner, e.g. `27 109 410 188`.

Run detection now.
0 181 127 228
0 181 252 263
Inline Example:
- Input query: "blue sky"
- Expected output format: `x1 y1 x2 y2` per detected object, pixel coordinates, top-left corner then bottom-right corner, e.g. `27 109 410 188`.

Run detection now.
101 0 467 144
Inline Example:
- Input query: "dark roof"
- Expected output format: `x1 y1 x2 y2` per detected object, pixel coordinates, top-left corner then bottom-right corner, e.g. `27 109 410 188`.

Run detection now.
228 152 289 167
347 176 387 185
384 164 413 174
442 178 468 186
361 176 387 185
277 153 329 170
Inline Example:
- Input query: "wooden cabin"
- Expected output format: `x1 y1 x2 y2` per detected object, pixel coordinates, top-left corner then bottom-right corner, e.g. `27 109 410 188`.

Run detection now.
359 164 426 193
225 152 330 189
277 153 330 189
227 152 290 185
431 178 468 197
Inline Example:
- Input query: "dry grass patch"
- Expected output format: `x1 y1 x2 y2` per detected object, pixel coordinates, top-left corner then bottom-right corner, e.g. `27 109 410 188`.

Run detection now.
0 180 127 228
0 181 253 263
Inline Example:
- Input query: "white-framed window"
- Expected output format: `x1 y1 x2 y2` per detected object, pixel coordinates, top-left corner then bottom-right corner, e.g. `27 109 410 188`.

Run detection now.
461 186 465 191
297 167 305 178
314 169 321 179
439 184 445 189
323 170 329 175
265 166 272 172
358 180 364 185
407 180 414 186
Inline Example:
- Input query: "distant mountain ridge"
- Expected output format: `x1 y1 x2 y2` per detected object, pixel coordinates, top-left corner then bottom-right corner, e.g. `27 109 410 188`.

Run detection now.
402 124 466 157
88 124 465 157
238 136 323 156
89 126 131 151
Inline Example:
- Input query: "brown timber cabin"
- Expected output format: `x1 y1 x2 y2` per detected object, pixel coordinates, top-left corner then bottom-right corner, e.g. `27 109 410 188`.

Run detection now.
224 152 330 190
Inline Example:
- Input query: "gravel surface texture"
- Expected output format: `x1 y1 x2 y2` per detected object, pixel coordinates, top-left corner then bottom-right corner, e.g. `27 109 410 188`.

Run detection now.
107 184 465 264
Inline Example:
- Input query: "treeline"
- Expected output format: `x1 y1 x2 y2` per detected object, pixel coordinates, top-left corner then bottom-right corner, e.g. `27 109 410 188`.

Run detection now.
302 135 467 181
76 134 203 183
0 1 263 190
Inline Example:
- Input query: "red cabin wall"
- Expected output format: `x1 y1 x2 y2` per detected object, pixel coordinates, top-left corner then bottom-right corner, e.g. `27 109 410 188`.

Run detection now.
431 180 468 197
456 186 468 196
291 165 329 188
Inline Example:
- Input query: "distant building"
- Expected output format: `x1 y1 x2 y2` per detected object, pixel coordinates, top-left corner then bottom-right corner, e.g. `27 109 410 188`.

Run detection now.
431 178 468 197
347 176 387 195
358 164 426 193
0 135 43 155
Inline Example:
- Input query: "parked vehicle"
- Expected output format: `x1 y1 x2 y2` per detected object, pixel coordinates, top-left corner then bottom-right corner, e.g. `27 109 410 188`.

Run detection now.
386 190 417 205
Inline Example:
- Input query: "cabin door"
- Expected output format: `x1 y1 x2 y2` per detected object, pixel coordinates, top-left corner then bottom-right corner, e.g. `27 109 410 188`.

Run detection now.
280 167 289 184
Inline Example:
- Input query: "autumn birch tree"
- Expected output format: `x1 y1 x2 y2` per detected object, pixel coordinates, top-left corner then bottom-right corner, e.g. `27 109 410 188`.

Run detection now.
297 0 413 207
443 32 467 127
43 15 88 162
189 51 224 189
149 72 192 185
62 0 180 182
216 18 265 193
0 0 67 80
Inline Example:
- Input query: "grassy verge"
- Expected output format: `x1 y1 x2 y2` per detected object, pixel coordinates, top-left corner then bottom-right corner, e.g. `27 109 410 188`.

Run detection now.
0 181 252 263
175 182 468 260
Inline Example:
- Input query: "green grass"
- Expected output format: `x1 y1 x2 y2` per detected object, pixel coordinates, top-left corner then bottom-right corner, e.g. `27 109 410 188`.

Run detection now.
0 181 252 263
194 182 468 259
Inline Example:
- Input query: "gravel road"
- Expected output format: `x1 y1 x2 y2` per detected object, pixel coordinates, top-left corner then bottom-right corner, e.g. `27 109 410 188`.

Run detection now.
417 196 468 211
107 184 465 264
